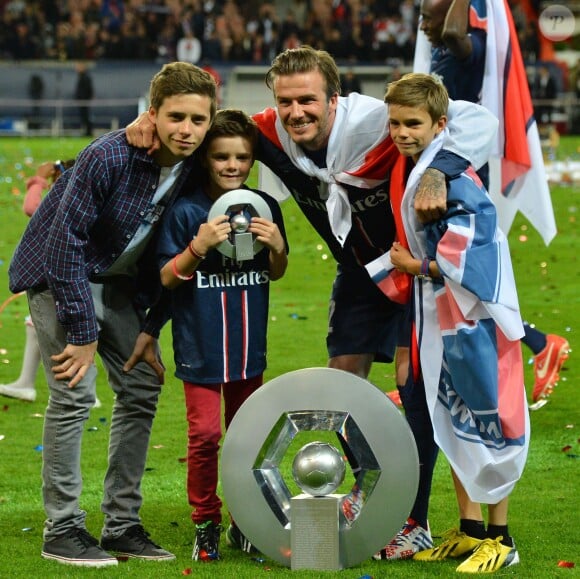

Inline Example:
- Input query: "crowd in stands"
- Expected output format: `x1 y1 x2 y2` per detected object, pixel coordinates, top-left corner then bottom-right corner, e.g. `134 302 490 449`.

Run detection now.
0 0 544 66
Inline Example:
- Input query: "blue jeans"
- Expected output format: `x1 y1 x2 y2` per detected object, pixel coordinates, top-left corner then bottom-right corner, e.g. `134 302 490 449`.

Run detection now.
28 280 162 541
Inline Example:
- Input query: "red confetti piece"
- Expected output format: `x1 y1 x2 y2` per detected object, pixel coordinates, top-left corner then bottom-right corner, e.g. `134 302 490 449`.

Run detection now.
182 568 192 575
562 445 572 452
558 561 575 568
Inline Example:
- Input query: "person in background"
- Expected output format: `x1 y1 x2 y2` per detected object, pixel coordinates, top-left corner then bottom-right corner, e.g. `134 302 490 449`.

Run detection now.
0 160 102 407
417 0 569 406
533 64 557 125
8 62 217 568
386 70 527 575
75 62 94 137
340 66 362 95
157 108 288 563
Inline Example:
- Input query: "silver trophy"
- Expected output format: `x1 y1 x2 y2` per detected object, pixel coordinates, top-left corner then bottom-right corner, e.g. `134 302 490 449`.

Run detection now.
221 367 419 570
207 189 272 261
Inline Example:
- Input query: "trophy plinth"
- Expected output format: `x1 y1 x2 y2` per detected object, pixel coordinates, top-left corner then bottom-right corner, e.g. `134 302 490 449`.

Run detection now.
291 494 342 570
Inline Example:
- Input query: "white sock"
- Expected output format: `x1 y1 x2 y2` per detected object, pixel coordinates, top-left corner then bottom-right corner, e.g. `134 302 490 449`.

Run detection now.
2 323 41 390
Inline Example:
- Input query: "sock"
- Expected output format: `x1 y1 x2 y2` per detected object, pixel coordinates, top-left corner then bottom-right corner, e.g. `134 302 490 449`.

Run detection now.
521 322 547 355
399 380 438 530
459 519 486 539
487 524 512 547
3 323 41 390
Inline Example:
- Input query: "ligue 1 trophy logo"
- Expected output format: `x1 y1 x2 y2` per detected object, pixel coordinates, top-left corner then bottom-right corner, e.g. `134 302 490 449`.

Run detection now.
208 189 272 261
222 368 419 571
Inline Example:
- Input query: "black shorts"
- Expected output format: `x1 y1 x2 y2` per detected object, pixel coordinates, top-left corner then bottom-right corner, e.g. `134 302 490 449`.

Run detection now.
326 265 406 363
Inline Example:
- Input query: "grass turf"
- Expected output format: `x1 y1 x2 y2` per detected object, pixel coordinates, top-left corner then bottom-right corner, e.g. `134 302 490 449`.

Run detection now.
0 136 578 578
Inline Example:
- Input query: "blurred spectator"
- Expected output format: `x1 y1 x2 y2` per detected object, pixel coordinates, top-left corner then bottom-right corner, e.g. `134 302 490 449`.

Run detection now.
0 0 550 67
74 62 94 136
28 73 44 128
533 64 557 124
100 0 125 34
201 59 223 106
156 16 178 62
254 3 280 62
279 8 302 48
519 19 539 64
177 25 202 63
13 21 41 59
340 67 362 95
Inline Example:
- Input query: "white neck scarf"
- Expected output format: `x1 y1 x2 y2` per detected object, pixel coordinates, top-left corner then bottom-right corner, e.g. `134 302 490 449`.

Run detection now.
274 93 389 246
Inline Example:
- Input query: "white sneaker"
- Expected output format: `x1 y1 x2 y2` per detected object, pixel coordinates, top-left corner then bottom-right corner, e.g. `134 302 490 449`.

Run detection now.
0 384 37 402
373 517 432 560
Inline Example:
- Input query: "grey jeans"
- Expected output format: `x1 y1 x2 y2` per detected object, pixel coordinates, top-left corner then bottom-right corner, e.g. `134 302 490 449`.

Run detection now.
27 280 162 541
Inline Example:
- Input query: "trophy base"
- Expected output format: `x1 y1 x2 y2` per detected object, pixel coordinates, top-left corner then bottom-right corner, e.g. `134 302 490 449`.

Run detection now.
290 494 344 570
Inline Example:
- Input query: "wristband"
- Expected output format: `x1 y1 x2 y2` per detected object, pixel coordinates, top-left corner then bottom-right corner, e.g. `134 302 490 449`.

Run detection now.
171 255 194 281
418 257 430 279
188 239 206 260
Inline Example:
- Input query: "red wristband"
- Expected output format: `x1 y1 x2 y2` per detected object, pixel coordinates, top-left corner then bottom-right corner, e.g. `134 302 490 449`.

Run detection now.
171 255 194 281
188 239 206 260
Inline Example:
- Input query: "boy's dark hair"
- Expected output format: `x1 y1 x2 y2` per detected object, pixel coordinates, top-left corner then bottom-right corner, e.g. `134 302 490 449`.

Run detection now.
265 45 341 100
384 72 449 123
149 62 218 121
198 109 258 158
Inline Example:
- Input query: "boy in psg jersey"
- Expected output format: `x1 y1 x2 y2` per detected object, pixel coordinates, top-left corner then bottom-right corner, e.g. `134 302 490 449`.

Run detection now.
156 109 288 563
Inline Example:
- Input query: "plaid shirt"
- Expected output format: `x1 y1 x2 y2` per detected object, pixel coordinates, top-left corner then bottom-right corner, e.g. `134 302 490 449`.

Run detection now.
9 130 198 344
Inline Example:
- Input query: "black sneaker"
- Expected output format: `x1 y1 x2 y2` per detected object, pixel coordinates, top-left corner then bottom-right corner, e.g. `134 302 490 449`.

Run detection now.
101 524 175 561
192 521 222 561
225 523 258 554
42 527 118 567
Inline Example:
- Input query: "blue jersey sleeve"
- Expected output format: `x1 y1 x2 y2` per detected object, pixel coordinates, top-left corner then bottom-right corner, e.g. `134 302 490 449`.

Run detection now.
429 150 469 179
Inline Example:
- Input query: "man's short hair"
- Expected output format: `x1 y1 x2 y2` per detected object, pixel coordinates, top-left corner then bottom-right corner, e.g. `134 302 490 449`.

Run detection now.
266 45 341 99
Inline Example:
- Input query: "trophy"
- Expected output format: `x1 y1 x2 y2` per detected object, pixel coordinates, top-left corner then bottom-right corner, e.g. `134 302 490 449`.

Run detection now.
207 189 272 261
221 368 419 570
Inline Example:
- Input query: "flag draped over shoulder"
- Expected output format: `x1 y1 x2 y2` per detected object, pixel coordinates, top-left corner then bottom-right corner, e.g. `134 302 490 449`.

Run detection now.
254 94 398 247
399 131 529 503
414 0 556 245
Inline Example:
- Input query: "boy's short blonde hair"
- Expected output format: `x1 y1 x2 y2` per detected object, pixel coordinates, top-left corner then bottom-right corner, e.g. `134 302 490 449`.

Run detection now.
384 73 449 123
